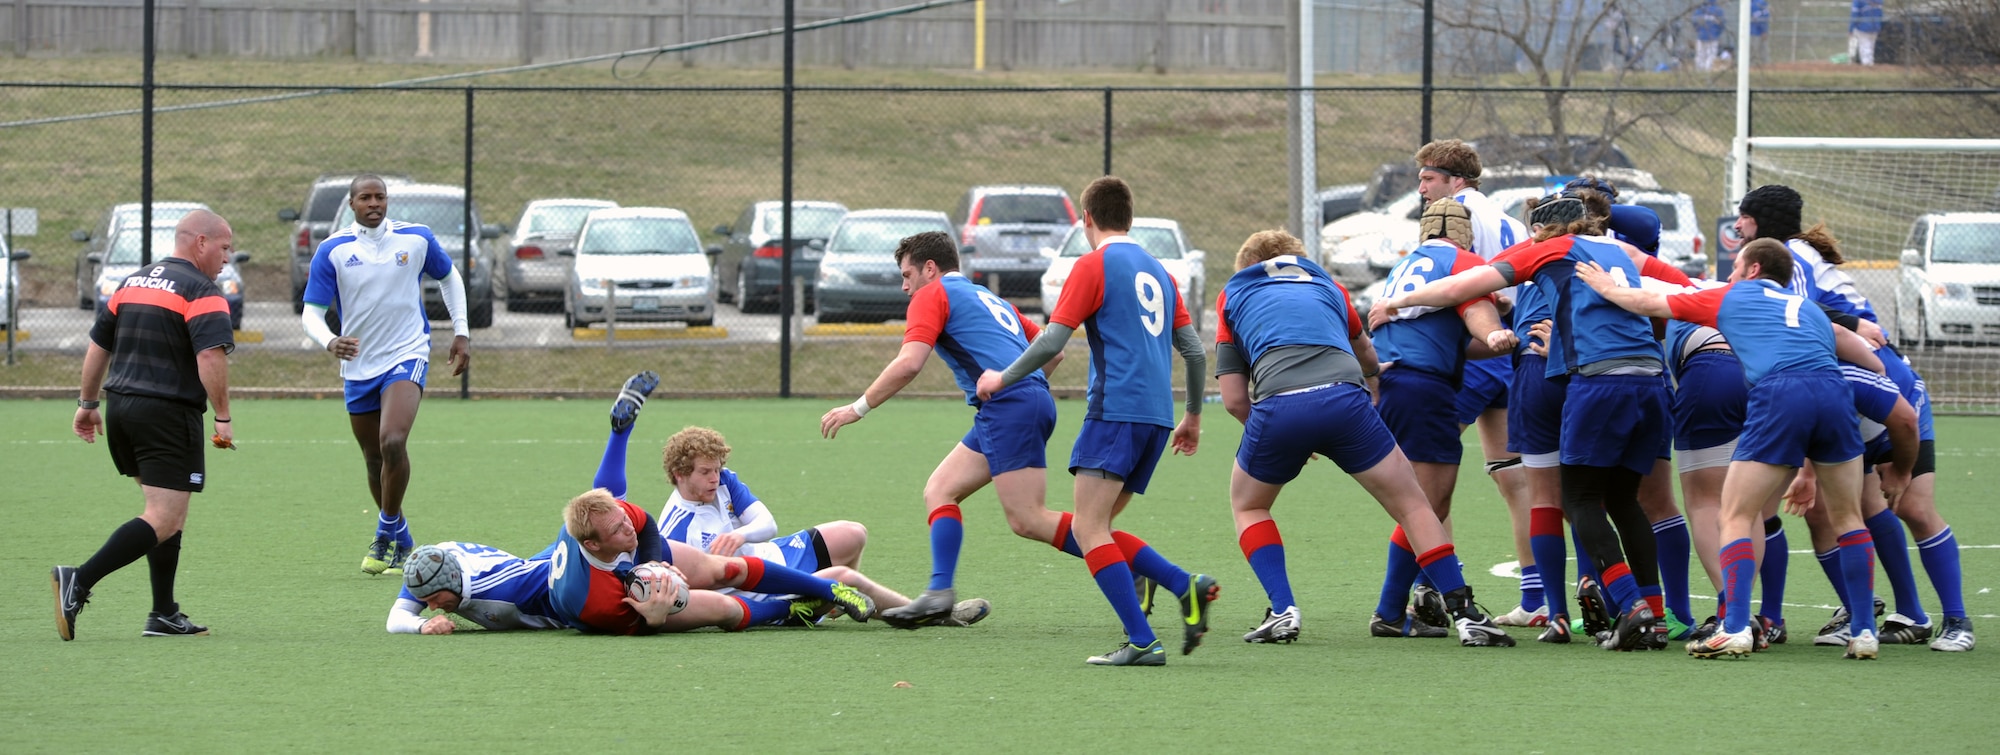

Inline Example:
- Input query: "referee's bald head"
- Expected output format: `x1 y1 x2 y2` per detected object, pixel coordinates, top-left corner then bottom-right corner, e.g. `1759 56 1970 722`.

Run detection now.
175 208 234 277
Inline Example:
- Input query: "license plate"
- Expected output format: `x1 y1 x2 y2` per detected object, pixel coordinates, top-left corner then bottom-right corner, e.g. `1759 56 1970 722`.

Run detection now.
1004 235 1034 252
633 297 658 312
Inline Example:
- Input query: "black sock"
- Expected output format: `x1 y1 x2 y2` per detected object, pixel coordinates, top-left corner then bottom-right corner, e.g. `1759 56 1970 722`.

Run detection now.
76 518 161 592
147 531 183 615
1602 469 1659 588
1559 465 1629 574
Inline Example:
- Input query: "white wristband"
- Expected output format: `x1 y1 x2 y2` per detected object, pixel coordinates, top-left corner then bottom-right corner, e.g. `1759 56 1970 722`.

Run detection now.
850 396 872 418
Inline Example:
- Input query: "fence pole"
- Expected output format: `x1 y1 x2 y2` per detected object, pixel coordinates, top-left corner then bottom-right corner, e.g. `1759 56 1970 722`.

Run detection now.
1420 0 1433 146
779 0 796 397
1102 88 1112 176
141 0 155 267
462 86 473 398
605 280 617 347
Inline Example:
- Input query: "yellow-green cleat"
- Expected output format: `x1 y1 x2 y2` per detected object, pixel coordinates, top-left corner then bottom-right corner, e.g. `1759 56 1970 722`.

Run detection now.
361 536 392 575
1179 574 1219 655
829 583 874 623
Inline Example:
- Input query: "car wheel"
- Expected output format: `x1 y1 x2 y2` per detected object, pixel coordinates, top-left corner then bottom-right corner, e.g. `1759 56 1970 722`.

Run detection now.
736 268 771 314
469 295 494 329
689 317 714 328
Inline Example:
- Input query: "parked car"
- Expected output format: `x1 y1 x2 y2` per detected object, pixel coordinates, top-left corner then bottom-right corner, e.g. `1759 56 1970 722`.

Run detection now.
1317 183 1370 225
711 200 848 313
1625 190 1707 278
87 221 249 330
1320 165 1661 286
815 209 955 324
1 236 24 330
1039 218 1207 331
1897 212 2000 347
501 198 617 310
330 183 499 328
950 185 1077 299
279 173 412 312
563 207 714 328
71 201 209 309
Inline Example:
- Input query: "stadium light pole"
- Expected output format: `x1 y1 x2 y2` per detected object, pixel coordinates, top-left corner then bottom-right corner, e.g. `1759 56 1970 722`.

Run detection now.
1286 0 1318 253
779 0 796 398
1728 0 1752 215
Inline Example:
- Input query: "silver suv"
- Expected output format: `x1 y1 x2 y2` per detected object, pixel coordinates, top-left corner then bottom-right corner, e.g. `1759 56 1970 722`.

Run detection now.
950 185 1076 300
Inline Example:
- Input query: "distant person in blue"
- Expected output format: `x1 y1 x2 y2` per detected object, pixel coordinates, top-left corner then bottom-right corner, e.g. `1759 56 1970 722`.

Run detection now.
1849 0 1883 66
1693 1 1726 71
1750 0 1771 66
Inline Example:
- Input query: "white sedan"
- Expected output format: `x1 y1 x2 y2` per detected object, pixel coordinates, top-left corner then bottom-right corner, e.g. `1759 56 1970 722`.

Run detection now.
1039 217 1206 331
564 207 715 328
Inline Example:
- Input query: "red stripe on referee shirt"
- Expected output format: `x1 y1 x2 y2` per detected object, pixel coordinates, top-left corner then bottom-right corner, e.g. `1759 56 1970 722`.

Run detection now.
184 295 230 320
108 286 189 317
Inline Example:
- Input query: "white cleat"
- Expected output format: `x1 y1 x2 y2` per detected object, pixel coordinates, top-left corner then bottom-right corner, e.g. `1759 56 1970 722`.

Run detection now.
1494 604 1549 627
1845 629 1880 660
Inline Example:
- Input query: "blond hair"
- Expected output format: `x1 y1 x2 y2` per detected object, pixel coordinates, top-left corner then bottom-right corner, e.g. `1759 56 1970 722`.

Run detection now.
564 488 622 541
663 426 731 484
1234 229 1305 270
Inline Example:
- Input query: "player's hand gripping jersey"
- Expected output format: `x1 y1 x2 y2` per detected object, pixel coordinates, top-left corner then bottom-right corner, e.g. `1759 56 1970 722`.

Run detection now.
1491 234 1682 377
903 272 1045 405
1047 236 1192 427
1665 279 1838 386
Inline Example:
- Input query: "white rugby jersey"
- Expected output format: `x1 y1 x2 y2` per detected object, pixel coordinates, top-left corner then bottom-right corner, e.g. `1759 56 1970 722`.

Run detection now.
1452 187 1529 261
387 541 564 633
657 468 782 564
304 220 454 381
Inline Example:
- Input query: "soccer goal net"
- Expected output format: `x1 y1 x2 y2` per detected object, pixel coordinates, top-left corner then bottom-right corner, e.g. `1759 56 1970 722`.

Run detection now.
1743 137 2000 414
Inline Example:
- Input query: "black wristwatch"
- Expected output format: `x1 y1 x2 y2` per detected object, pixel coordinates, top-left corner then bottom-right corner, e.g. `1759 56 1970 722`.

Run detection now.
78 398 101 409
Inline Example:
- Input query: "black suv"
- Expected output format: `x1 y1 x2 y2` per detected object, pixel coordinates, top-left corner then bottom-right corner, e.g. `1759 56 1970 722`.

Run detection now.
949 185 1077 299
279 173 411 312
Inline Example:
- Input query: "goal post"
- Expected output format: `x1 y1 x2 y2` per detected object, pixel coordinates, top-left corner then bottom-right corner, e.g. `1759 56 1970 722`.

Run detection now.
1733 136 2000 414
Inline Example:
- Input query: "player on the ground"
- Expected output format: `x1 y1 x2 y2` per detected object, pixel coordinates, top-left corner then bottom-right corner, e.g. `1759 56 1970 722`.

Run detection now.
1364 199 1516 639
539 375 875 635
1372 187 1695 651
818 231 1059 629
300 175 471 576
658 424 990 626
1411 140 1538 626
1573 238 1885 660
1224 229 1516 647
975 176 1218 667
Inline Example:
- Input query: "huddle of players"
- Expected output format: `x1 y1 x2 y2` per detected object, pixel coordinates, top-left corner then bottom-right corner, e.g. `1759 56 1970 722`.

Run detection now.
1362 142 1972 659
392 164 1973 662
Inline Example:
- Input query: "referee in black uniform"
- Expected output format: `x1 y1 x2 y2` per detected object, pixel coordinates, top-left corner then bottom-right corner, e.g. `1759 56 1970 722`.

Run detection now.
52 209 236 641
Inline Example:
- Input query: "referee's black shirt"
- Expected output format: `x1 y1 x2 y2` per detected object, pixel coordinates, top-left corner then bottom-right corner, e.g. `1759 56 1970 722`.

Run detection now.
90 257 236 409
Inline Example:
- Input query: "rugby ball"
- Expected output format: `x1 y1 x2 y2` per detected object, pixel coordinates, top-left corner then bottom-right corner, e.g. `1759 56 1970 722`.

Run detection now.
628 563 690 615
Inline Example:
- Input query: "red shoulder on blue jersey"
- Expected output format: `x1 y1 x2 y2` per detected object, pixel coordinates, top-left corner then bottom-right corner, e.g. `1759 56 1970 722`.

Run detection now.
1447 250 1495 318
1490 235 1576 282
1639 255 1694 287
903 281 950 346
1665 283 1732 328
1332 280 1364 339
1214 288 1236 345
1049 252 1106 329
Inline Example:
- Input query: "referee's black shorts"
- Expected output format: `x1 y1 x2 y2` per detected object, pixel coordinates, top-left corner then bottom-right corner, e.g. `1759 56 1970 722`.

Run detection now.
106 391 206 492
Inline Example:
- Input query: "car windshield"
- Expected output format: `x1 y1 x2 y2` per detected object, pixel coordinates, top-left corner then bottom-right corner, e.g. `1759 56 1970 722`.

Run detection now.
308 187 351 221
336 196 476 236
761 206 847 238
1635 199 1680 230
1060 226 1182 259
829 219 948 255
578 218 701 255
523 205 603 236
977 195 1072 225
115 206 200 230
107 227 177 265
1932 222 2000 264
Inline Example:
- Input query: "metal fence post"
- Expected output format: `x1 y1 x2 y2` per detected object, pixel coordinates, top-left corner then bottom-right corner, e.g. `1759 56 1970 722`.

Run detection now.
605 279 617 347
1102 87 1113 176
792 275 806 345
462 85 474 398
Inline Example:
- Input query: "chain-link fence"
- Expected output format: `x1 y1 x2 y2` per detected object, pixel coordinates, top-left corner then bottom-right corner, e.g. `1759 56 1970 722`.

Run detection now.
4 81 1998 409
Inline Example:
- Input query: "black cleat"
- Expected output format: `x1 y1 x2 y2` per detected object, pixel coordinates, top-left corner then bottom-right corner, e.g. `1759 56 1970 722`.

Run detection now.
1688 615 1721 643
1601 602 1657 651
51 565 88 641
610 371 661 434
1178 574 1220 655
1135 575 1157 617
1444 586 1515 648
1411 584 1449 629
1575 576 1614 636
1537 613 1573 644
880 588 955 630
1757 615 1789 646
1370 610 1448 638
142 610 210 637
1243 606 1301 644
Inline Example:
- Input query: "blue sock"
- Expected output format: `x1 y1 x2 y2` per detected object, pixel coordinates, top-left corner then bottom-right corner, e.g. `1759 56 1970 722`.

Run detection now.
392 515 412 549
740 596 794 627
1238 520 1295 611
593 426 632 499
1600 562 1640 614
1721 538 1756 634
1816 548 1845 612
1757 517 1788 623
1652 514 1693 624
1087 545 1156 647
1519 564 1545 612
1917 527 1966 619
1866 508 1926 624
739 558 841 601
1374 529 1420 619
1053 513 1084 558
1529 508 1569 618
926 505 964 592
1836 530 1879 636
1114 532 1190 597
1416 545 1468 595
375 512 396 539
